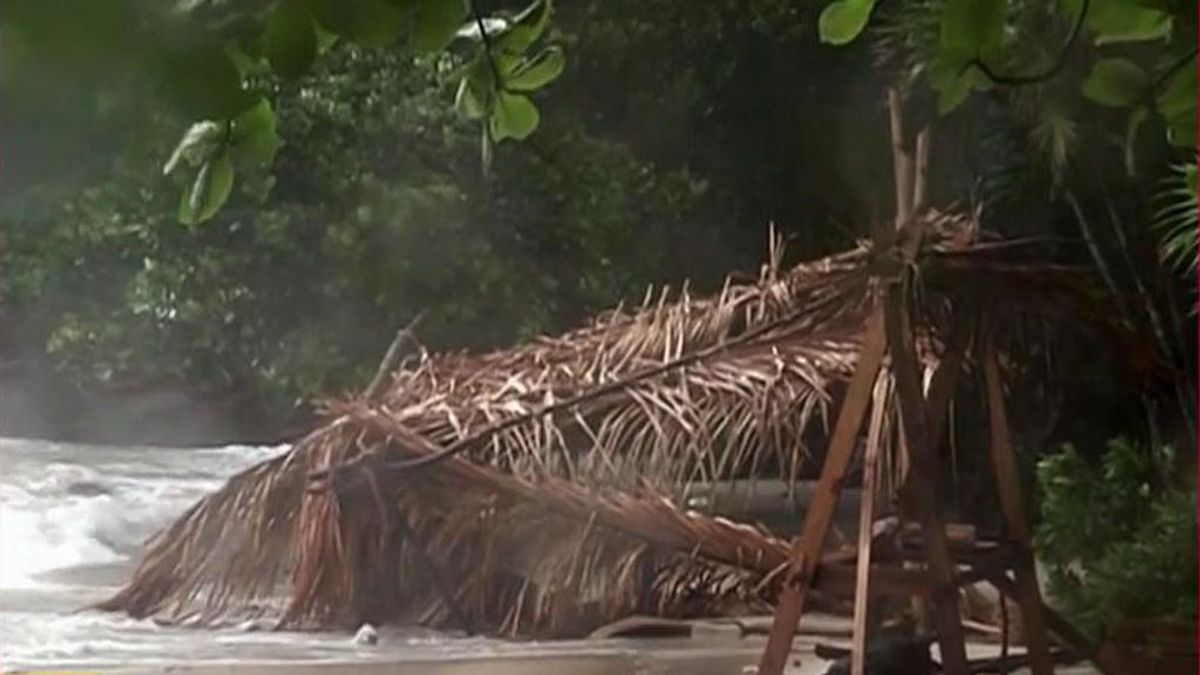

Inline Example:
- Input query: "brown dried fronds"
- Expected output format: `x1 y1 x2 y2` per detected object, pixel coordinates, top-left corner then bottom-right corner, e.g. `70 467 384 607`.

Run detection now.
99 215 1135 635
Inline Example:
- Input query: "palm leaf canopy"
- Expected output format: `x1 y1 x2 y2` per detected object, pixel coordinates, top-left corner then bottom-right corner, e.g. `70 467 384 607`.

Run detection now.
98 211 1144 637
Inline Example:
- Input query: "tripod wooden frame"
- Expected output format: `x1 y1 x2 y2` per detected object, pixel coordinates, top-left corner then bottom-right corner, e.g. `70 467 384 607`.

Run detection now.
755 88 1125 675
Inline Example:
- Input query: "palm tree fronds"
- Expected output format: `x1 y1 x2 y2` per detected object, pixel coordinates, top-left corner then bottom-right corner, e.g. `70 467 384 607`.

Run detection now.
99 213 1141 636
1153 161 1198 276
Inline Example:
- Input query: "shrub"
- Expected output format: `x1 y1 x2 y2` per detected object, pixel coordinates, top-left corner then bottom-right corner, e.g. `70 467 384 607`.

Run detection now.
1035 437 1197 636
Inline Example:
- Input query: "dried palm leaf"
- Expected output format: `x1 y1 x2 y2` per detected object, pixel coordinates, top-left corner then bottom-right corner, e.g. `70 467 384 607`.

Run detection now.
100 213 1141 635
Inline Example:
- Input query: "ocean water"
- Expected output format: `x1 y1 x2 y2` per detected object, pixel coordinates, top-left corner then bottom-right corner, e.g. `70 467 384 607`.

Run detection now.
0 437 759 672
0 438 463 670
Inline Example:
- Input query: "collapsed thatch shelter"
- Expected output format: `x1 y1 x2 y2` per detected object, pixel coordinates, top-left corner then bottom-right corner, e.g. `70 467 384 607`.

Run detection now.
99 211 1135 639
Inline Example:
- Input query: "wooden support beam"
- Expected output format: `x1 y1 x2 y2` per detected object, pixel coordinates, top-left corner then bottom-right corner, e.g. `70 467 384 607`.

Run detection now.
757 307 888 675
814 562 933 598
982 340 1055 675
926 318 974 455
888 88 914 226
885 287 970 675
912 127 931 213
851 372 890 675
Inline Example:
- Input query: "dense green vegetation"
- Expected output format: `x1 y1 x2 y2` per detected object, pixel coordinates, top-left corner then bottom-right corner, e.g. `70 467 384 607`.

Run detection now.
3 44 714 423
1036 438 1197 635
2 0 1195 448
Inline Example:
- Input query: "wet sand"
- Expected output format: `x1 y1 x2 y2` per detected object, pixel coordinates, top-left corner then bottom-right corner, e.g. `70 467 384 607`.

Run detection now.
99 634 1101 675
13 613 1099 675
114 637 815 675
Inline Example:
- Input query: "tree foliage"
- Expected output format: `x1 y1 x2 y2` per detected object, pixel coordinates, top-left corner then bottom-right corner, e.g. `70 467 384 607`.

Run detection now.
816 0 1197 271
2 44 705 420
1 0 1193 448
1036 438 1197 635
2 0 566 225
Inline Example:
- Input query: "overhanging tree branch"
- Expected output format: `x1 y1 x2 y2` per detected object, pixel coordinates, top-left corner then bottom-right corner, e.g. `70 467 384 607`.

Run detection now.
1147 46 1199 99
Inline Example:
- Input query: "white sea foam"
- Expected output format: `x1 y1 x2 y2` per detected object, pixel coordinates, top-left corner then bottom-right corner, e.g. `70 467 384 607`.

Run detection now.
0 438 285 590
0 437 659 670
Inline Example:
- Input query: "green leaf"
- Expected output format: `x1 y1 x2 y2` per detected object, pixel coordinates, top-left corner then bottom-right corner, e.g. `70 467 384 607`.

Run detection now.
1124 106 1147 175
158 43 256 119
302 0 406 48
1156 60 1198 148
163 121 224 176
263 0 317 79
225 43 267 78
1081 58 1148 107
180 150 234 225
1085 0 1172 44
497 0 552 54
490 91 539 141
506 46 565 91
231 99 280 165
928 51 989 115
454 56 492 120
313 20 339 50
936 73 973 114
411 0 466 52
817 0 875 46
942 0 1005 60
1154 163 1199 274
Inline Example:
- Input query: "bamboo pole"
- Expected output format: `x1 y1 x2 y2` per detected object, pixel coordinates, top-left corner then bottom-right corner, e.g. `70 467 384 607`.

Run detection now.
885 287 970 675
757 307 888 675
925 318 973 455
912 127 931 213
982 339 1055 675
850 372 890 675
888 88 914 226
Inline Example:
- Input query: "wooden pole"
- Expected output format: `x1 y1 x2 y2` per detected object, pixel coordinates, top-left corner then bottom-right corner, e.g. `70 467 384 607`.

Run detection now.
925 318 974 454
850 372 890 675
884 287 970 675
912 127 931 213
982 339 1055 675
757 306 888 675
888 88 914 225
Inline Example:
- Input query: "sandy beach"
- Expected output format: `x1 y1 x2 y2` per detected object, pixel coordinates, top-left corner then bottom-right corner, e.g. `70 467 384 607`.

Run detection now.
86 628 1103 675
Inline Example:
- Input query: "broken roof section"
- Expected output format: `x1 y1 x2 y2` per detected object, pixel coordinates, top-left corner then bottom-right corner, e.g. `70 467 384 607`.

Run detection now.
99 211 1137 636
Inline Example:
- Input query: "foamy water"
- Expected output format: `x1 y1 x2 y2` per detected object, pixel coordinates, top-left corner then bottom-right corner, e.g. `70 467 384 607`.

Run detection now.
0 437 685 671
0 437 451 670
0 439 283 589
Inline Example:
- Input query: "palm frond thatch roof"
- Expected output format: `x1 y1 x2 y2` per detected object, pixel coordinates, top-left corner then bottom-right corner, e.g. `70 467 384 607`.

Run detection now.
98 212 1133 637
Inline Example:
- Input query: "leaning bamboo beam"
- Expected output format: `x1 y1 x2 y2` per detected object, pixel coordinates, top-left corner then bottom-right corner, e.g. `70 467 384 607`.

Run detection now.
925 317 973 454
886 282 970 675
757 305 888 675
850 372 890 675
982 338 1054 675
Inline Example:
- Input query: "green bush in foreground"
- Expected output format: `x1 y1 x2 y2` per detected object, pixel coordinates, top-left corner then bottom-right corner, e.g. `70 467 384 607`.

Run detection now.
1035 437 1197 637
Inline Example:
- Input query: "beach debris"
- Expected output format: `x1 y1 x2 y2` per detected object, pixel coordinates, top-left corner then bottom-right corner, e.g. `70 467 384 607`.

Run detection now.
353 623 379 646
816 633 935 675
235 618 267 632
